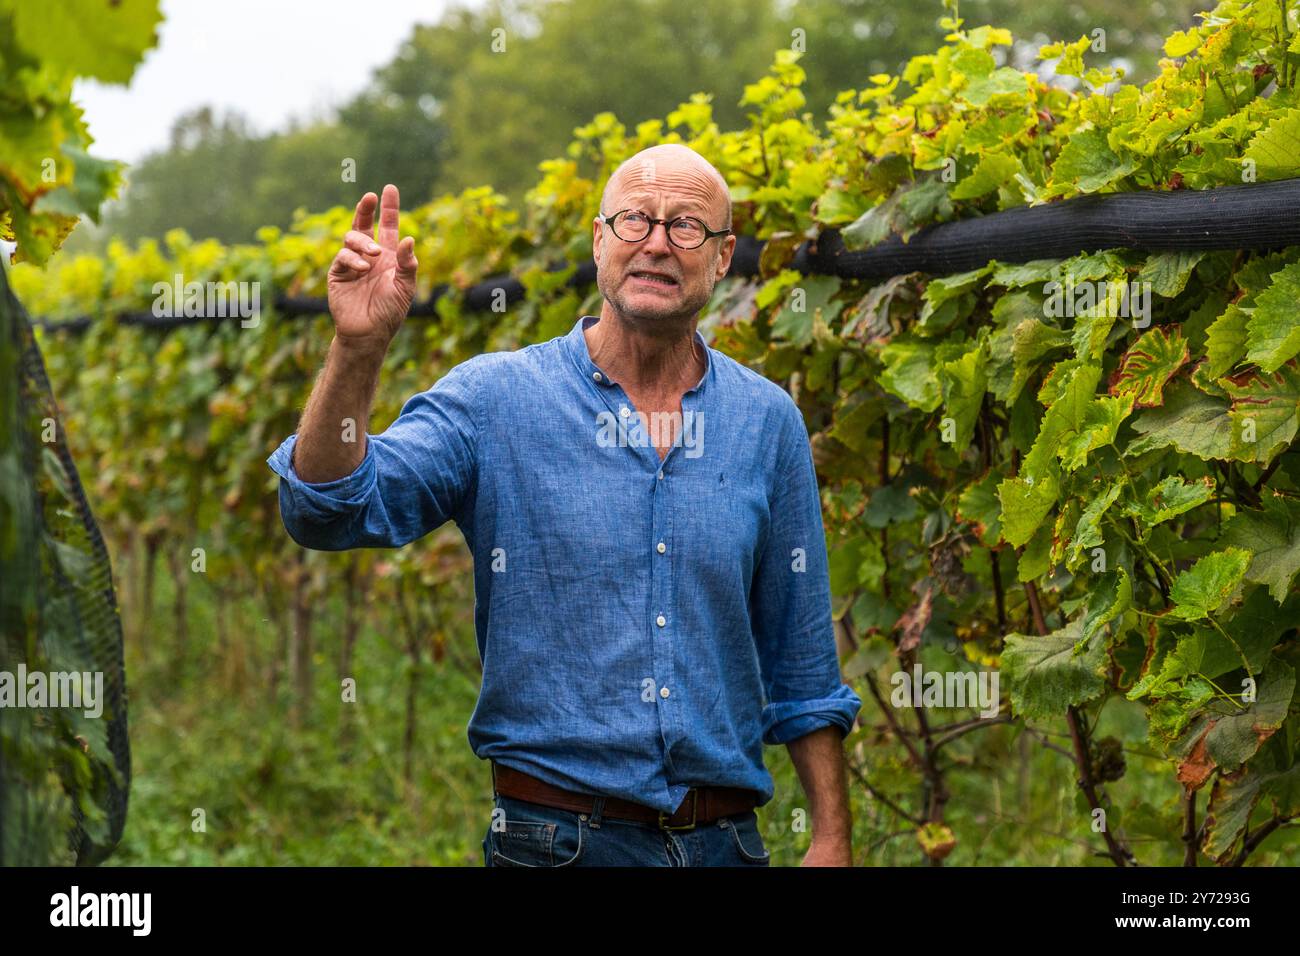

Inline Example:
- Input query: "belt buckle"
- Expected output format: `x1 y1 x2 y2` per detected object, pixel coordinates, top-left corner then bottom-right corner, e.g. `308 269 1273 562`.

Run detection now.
658 790 698 831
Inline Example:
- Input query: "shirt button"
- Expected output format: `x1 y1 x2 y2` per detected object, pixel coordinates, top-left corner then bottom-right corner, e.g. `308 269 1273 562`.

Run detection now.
657 470 664 480
593 371 603 382
656 542 666 554
620 405 630 417
660 686 670 699
656 614 666 627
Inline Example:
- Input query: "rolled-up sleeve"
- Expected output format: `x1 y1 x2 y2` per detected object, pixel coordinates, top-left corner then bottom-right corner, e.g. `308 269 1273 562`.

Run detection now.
266 355 482 550
751 399 863 746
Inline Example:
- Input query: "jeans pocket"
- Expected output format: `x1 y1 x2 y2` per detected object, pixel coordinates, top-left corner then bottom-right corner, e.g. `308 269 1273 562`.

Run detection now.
722 810 770 865
487 795 586 867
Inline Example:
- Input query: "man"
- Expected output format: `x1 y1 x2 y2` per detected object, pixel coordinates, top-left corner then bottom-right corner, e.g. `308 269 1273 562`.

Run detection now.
266 143 863 867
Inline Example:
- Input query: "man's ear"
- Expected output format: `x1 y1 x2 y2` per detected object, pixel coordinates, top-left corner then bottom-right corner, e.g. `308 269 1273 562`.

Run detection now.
714 234 736 280
592 218 603 267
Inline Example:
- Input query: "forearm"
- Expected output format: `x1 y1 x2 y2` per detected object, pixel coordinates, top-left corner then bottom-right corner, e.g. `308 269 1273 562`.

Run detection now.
786 725 852 842
292 336 388 483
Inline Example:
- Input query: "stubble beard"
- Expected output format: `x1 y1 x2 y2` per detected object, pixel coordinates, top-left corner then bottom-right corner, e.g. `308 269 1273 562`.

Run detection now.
598 255 718 331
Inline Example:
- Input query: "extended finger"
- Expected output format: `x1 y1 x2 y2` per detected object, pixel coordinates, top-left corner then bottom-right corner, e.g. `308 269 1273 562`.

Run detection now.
343 230 383 257
351 192 378 236
378 183 400 250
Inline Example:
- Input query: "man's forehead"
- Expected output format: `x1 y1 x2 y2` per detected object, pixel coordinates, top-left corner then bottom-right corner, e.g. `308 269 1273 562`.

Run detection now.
619 157 715 185
615 187 712 212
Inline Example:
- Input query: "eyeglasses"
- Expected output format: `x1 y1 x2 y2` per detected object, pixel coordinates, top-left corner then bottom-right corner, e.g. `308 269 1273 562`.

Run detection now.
597 209 731 250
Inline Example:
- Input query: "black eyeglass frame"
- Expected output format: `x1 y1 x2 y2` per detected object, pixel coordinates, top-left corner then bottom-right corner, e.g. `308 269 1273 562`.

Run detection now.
596 209 732 250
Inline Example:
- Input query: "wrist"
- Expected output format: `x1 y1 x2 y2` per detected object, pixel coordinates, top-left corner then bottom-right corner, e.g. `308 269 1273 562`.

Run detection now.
330 333 390 363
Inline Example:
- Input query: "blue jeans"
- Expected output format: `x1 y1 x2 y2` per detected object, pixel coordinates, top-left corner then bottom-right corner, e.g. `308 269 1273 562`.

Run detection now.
482 792 771 867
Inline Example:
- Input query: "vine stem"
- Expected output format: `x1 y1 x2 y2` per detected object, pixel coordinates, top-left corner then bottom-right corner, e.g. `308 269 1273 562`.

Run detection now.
1278 0 1291 88
1252 457 1281 492
1114 520 1173 590
861 637 954 866
1025 581 1138 867
863 673 926 772
930 713 1013 749
1213 74 1237 112
880 417 891 600
1206 615 1254 694
846 761 923 826
990 547 1007 634
1232 813 1299 865
1024 579 1048 636
1064 706 1138 867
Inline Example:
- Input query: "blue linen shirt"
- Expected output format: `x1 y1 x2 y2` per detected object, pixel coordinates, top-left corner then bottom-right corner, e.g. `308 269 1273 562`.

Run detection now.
266 313 862 813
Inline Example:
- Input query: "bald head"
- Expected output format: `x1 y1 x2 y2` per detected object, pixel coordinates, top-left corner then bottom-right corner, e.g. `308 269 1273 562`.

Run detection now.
599 143 731 231
592 142 737 328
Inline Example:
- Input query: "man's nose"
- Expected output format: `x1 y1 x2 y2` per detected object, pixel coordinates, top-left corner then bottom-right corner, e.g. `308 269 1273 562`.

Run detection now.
642 220 674 253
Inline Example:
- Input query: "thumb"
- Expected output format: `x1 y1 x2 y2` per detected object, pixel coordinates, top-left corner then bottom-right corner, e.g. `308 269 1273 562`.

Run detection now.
396 236 418 278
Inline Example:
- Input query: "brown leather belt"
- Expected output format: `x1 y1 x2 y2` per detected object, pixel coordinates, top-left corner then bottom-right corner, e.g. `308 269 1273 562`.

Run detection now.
491 761 758 830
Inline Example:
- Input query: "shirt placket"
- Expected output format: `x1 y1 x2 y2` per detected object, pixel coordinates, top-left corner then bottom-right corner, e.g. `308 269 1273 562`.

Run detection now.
582 326 709 811
647 420 681 779
587 366 688 787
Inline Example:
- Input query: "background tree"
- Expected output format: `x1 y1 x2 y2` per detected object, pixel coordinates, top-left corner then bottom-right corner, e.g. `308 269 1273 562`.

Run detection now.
84 0 1204 250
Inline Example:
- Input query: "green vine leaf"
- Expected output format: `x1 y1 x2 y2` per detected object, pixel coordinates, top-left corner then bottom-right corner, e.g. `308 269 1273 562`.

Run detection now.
1244 260 1300 372
1001 619 1107 721
1221 496 1300 602
1165 547 1252 622
1109 327 1190 407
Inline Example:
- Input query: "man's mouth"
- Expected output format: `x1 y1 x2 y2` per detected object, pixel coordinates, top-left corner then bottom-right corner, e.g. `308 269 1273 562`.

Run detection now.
628 270 679 289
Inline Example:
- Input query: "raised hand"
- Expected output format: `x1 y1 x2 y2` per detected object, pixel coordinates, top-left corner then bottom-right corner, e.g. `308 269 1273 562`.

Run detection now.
327 184 419 351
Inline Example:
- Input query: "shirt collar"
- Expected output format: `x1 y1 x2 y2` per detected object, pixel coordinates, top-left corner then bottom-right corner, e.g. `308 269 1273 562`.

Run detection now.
564 314 713 396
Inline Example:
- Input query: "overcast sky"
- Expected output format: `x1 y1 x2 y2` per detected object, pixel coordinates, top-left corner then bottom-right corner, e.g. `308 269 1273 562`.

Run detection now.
74 0 474 164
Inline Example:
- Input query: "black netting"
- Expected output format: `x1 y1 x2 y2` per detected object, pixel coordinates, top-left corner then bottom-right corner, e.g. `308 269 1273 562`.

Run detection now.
0 261 130 866
29 176 1300 336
